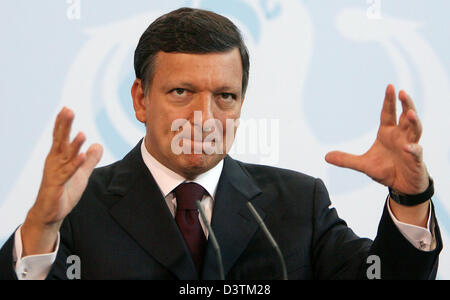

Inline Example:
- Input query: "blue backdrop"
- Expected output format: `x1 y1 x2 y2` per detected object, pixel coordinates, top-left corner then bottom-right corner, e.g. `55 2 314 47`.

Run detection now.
1 0 449 279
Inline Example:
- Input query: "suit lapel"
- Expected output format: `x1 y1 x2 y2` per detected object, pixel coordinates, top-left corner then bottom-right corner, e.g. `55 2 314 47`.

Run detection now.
104 141 197 279
202 156 264 279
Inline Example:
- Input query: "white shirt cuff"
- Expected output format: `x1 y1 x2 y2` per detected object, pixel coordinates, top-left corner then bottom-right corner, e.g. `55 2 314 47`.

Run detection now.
12 225 59 280
387 197 434 251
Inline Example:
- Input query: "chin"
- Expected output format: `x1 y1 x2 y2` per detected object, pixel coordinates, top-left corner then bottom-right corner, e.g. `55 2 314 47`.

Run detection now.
176 153 223 178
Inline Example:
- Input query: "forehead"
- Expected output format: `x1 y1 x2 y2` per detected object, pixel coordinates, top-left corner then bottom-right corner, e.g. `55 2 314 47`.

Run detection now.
152 48 243 90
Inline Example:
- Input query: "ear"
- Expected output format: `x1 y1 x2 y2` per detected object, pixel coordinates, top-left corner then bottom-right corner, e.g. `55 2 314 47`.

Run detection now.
131 79 147 123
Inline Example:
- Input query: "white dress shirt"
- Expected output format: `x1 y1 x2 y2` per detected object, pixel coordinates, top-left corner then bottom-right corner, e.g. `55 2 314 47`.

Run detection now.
140 137 224 238
12 138 434 279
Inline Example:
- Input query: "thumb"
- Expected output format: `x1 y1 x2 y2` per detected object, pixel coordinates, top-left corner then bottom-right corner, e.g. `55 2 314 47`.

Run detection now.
325 151 365 173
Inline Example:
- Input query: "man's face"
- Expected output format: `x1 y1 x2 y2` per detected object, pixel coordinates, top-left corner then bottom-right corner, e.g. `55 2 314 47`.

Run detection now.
133 48 244 179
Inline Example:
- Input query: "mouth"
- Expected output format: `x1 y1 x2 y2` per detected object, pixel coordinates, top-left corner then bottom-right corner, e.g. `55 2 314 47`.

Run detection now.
179 138 221 155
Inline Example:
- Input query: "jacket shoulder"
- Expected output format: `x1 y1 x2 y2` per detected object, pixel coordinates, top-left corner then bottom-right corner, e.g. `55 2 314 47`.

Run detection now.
86 161 120 191
72 160 123 213
233 159 318 191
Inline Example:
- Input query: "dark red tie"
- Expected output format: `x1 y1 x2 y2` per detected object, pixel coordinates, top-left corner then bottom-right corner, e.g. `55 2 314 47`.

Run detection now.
174 182 207 274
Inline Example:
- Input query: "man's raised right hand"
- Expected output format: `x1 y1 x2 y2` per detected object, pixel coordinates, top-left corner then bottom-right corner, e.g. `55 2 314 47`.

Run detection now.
21 107 103 257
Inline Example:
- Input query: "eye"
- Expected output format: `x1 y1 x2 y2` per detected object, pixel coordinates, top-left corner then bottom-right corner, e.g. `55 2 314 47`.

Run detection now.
172 88 187 96
220 93 237 101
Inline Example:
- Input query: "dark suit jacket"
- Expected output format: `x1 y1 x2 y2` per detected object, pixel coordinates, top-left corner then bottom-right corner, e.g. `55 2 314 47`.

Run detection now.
0 140 443 279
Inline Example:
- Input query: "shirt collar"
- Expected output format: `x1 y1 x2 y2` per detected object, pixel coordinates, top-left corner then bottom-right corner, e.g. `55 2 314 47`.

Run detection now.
140 137 224 198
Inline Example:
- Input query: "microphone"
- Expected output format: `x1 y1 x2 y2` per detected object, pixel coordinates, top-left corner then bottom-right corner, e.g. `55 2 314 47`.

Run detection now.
196 200 225 280
246 202 288 280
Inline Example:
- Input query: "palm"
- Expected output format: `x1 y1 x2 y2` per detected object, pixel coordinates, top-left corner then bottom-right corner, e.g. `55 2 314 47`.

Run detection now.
58 146 102 219
33 108 103 224
62 169 89 209
326 85 428 195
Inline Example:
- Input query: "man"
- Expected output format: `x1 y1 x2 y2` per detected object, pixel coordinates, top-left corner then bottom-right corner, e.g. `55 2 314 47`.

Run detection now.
0 7 442 279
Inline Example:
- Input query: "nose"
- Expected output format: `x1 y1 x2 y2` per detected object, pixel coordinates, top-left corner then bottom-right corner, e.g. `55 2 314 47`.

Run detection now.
190 92 215 130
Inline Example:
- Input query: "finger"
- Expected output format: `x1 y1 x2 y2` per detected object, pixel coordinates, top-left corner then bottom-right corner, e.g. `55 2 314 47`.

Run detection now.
325 151 365 173
51 108 66 152
78 144 103 176
58 144 102 182
398 106 422 133
52 108 74 153
70 152 87 173
405 109 422 142
52 107 65 139
403 143 423 162
59 109 75 150
380 84 397 126
398 90 417 115
58 152 86 183
67 132 86 162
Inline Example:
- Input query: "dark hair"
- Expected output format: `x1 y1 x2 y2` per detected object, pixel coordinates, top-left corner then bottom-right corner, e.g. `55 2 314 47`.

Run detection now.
134 7 250 96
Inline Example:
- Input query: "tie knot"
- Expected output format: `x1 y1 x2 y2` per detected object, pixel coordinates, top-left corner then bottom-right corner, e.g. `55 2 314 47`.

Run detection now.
174 182 207 210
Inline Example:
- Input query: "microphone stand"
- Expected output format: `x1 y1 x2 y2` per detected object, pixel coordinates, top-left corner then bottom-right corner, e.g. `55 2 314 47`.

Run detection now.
196 200 225 280
246 202 288 280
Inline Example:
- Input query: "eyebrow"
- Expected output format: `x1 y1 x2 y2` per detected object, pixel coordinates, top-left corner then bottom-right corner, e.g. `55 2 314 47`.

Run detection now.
164 82 241 94
214 86 239 94
174 82 197 90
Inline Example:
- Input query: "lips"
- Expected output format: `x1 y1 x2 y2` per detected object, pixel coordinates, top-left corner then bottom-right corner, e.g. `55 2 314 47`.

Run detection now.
180 138 221 155
179 129 218 142
181 138 217 146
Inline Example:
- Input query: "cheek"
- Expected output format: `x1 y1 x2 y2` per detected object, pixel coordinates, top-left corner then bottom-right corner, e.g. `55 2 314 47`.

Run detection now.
215 112 240 144
146 108 173 142
219 108 241 130
149 111 192 150
214 101 242 120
